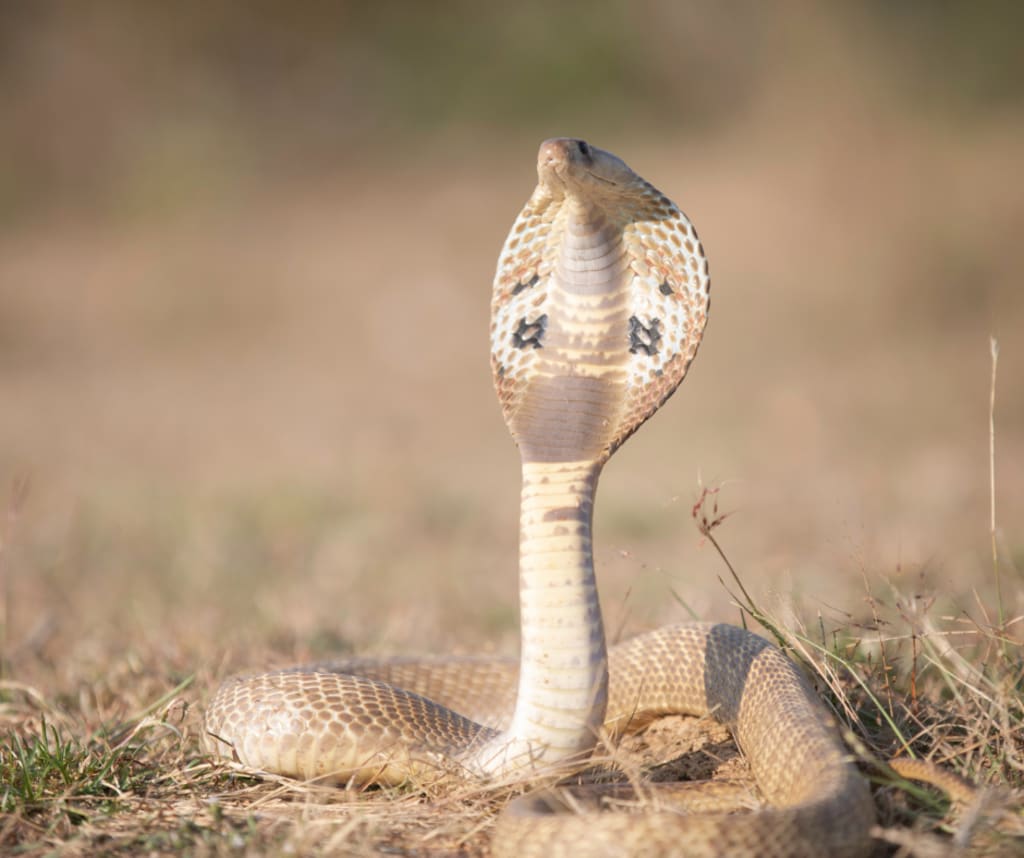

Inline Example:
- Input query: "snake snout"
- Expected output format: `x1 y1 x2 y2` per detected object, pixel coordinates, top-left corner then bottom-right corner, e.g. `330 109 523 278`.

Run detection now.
537 137 592 184
538 137 575 163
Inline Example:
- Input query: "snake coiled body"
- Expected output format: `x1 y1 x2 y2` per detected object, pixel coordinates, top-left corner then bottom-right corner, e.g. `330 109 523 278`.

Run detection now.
206 139 875 856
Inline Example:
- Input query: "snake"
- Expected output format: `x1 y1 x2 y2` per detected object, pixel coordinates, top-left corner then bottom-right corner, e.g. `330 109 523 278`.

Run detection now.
205 138 876 856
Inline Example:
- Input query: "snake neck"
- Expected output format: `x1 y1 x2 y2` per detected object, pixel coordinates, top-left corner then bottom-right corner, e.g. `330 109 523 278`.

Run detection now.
473 203 634 776
467 459 607 776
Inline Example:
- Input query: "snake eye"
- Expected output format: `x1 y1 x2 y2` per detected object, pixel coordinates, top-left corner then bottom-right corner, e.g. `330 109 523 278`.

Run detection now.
577 140 591 157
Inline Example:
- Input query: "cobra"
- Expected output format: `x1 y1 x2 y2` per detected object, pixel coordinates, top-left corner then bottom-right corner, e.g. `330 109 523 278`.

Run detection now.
205 139 875 857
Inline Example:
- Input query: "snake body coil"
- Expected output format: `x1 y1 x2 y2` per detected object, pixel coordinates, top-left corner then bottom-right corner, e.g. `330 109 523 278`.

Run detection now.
206 139 874 856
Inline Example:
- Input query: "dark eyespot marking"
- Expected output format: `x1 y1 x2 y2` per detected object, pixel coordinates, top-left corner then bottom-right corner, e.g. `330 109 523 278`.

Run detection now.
658 281 673 296
511 273 541 296
628 316 661 356
513 314 548 350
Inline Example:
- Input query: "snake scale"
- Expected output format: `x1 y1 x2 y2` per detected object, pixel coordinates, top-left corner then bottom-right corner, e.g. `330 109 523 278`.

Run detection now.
206 139 876 856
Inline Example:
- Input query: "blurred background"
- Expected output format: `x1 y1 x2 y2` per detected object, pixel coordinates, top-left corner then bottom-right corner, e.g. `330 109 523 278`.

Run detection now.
1 2 1021 667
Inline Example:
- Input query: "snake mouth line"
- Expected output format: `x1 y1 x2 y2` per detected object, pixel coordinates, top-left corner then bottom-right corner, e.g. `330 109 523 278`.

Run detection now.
544 164 620 191
584 170 619 188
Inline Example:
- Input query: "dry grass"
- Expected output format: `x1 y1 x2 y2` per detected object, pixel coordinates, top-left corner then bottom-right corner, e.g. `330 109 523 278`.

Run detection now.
2 515 1022 857
695 487 1024 856
2 466 1021 855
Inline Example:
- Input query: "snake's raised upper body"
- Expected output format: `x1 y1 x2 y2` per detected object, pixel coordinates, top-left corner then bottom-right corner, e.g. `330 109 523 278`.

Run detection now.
205 139 875 857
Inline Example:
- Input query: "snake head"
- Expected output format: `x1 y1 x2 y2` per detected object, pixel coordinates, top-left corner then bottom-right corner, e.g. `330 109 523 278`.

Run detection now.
536 138 646 203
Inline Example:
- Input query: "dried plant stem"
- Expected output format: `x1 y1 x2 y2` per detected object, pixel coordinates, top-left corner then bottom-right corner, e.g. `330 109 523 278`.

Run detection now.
1 477 30 682
989 337 1001 632
0 499 6 679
